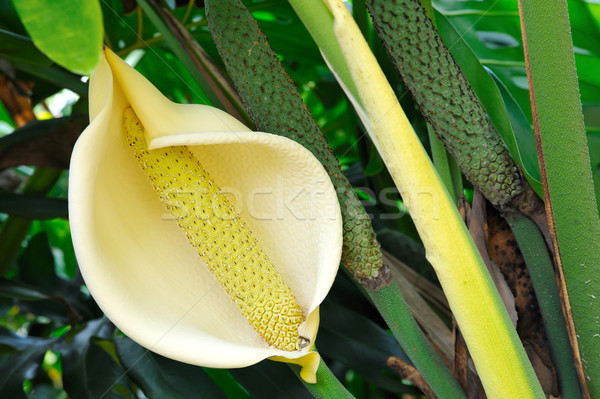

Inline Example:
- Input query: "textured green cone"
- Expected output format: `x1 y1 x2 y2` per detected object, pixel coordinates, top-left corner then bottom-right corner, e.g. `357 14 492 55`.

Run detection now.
206 0 384 281
366 0 523 208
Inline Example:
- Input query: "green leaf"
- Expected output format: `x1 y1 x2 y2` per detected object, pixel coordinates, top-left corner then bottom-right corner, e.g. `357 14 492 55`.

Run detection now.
0 30 51 65
29 219 78 280
57 319 127 399
0 329 55 399
434 0 600 132
135 0 213 106
12 0 103 75
134 47 210 106
0 194 67 219
13 233 97 324
0 278 54 301
114 337 228 399
10 60 88 98
519 1 600 395
0 327 53 353
318 301 418 394
0 116 85 170
230 360 312 399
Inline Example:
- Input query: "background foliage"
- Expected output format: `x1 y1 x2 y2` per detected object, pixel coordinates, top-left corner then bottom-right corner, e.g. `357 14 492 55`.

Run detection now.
1 0 599 397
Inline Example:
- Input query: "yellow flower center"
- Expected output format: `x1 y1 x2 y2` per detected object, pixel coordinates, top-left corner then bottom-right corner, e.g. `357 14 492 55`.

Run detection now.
123 107 308 351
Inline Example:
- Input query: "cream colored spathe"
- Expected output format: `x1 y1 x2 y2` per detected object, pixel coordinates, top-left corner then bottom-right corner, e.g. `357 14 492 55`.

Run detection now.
68 48 342 382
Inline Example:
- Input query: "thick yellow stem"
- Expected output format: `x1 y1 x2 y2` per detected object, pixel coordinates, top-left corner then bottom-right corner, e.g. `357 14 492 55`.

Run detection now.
321 1 544 397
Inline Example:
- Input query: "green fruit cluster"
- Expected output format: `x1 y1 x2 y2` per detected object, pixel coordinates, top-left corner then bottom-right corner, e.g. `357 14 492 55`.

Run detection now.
206 0 383 280
367 0 523 207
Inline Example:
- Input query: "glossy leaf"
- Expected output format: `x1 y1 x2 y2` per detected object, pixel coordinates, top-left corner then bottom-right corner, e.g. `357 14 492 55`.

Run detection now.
115 337 228 399
0 194 67 219
519 0 600 395
0 116 85 170
0 329 54 399
0 278 56 301
0 30 51 65
230 360 312 399
434 0 600 130
15 233 96 324
56 319 126 399
318 300 416 394
13 0 103 75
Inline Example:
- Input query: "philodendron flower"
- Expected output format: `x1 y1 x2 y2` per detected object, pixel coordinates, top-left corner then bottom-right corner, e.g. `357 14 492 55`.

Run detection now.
69 48 342 382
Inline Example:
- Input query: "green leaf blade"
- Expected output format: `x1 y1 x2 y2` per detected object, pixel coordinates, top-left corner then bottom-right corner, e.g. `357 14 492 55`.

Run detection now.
519 0 600 395
12 0 103 75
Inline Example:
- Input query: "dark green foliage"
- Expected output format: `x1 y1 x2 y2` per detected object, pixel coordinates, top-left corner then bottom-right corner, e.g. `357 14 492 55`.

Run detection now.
367 0 523 207
115 337 229 399
1 0 598 397
205 0 383 280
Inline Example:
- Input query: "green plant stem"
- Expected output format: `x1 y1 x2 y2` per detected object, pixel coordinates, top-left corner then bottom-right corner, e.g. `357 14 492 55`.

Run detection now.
505 212 583 399
0 167 62 276
352 0 369 40
299 1 544 396
144 3 252 126
417 0 435 24
291 358 355 399
136 0 214 107
365 283 466 399
9 60 88 97
287 0 359 102
427 125 462 205
519 1 600 395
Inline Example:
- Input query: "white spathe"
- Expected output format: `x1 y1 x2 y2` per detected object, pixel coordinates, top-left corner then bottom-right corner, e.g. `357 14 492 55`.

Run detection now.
69 48 343 382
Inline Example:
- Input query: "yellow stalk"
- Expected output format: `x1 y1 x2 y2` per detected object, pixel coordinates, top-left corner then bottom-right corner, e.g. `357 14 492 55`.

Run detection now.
321 0 544 397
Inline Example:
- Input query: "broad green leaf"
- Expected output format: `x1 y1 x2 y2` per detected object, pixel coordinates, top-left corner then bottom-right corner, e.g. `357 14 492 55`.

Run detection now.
0 118 68 152
12 0 103 75
56 319 126 399
318 300 418 394
0 30 51 65
0 116 84 170
0 329 55 399
0 278 54 301
519 1 600 395
0 194 67 220
434 0 600 129
115 337 229 399
230 360 312 399
488 71 541 190
15 233 97 323
10 60 88 98
30 219 78 280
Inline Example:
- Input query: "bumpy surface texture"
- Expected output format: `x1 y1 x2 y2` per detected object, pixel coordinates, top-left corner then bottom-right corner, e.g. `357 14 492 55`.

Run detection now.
206 0 383 279
367 0 522 206
124 107 306 351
